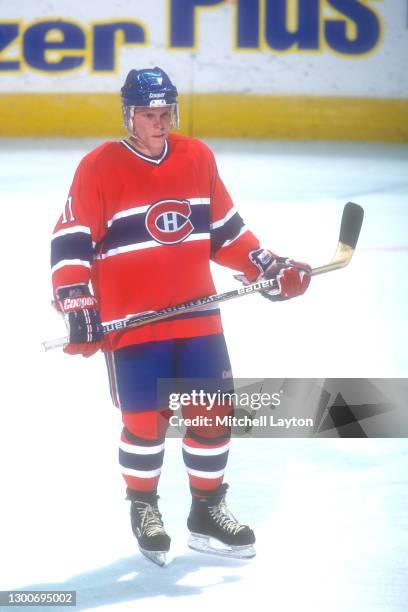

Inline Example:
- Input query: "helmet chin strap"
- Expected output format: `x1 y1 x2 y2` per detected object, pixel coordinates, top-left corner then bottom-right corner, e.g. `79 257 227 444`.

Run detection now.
125 107 151 152
129 131 147 149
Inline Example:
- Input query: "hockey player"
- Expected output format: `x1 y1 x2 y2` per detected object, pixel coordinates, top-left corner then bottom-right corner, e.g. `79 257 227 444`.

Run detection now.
51 67 311 566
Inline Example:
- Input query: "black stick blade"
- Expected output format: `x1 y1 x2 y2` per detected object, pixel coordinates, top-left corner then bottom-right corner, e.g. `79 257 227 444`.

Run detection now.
339 202 364 249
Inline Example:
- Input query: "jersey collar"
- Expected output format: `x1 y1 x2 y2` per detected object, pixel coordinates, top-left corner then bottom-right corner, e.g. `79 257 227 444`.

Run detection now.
120 139 169 165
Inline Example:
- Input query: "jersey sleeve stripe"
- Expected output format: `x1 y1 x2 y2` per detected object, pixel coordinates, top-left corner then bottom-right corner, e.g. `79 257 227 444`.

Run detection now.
51 232 94 269
219 225 248 248
51 259 92 274
51 225 91 240
210 206 237 230
210 212 245 254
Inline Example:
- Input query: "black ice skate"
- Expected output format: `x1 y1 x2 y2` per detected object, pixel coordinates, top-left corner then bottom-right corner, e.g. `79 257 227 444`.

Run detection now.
128 489 171 566
187 484 256 559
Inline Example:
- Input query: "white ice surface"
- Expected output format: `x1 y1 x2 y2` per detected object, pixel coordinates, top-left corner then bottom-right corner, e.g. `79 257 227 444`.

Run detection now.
0 138 407 611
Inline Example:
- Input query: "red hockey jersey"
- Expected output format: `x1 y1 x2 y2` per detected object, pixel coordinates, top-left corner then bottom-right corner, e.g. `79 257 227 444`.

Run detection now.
51 134 261 351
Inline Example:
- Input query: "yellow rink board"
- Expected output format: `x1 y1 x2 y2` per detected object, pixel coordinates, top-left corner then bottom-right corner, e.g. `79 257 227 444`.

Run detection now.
0 93 407 142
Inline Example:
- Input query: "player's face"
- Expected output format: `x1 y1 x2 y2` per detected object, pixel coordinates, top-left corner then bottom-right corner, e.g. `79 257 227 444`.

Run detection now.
131 107 172 157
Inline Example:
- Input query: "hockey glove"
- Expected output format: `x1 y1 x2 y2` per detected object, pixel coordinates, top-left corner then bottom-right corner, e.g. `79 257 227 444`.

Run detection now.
56 284 104 357
240 249 311 302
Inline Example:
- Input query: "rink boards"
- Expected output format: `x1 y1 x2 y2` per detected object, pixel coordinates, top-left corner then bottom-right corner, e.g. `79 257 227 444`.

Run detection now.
0 92 407 141
0 1 407 140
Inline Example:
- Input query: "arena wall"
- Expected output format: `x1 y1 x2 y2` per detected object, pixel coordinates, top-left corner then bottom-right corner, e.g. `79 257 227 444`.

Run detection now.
0 1 407 141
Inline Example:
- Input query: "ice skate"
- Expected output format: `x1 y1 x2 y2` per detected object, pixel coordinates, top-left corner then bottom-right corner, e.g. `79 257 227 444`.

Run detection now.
128 490 171 566
187 484 256 559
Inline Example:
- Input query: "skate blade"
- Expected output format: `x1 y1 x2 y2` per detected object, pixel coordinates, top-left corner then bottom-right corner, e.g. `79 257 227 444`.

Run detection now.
188 532 256 560
139 547 168 567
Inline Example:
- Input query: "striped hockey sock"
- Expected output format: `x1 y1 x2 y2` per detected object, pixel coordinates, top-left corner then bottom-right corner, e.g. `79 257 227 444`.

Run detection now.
120 410 171 493
119 428 165 492
182 435 230 497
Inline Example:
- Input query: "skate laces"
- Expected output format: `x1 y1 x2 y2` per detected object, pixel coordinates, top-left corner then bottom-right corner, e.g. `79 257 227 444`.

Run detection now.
209 499 245 535
135 501 166 537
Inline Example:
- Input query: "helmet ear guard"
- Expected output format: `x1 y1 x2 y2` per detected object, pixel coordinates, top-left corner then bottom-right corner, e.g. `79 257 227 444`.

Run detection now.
120 66 180 134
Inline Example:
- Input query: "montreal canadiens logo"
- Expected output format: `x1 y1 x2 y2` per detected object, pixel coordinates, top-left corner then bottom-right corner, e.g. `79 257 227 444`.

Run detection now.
145 199 194 244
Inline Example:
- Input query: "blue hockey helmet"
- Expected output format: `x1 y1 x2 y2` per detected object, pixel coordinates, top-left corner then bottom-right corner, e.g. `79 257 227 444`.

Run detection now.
121 67 179 133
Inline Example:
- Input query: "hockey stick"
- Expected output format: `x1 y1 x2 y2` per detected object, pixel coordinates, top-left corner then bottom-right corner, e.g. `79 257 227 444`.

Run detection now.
42 201 363 352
